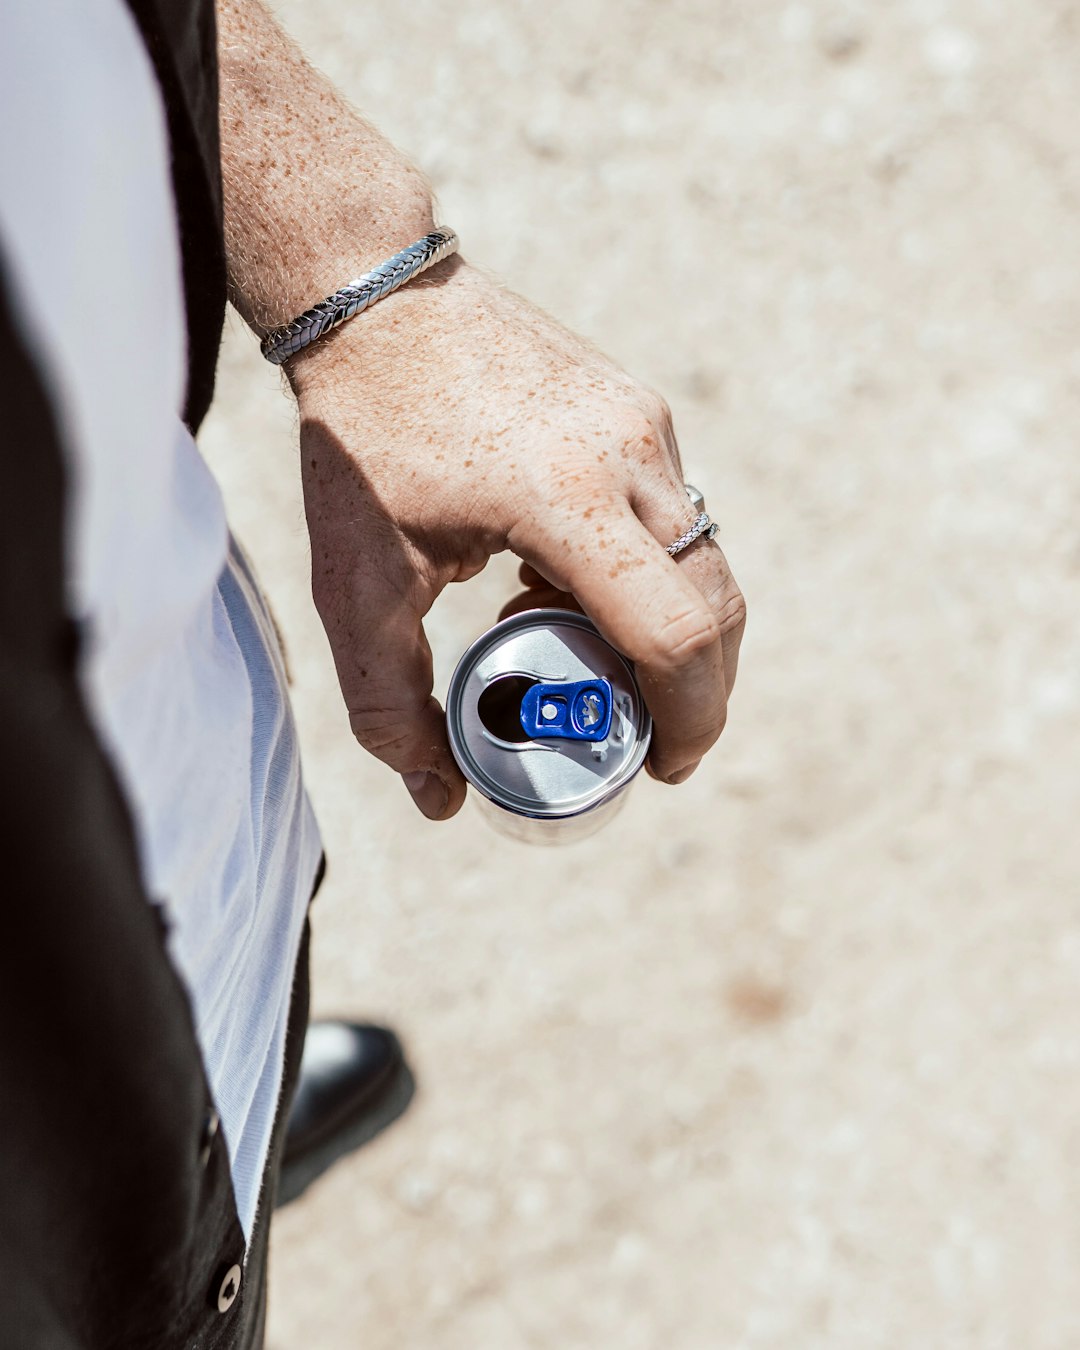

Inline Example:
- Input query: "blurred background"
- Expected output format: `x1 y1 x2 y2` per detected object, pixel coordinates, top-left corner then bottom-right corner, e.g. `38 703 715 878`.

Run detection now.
199 1 1080 1345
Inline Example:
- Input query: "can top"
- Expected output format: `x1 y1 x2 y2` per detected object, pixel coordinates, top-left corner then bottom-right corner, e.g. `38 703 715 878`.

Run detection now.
446 610 652 818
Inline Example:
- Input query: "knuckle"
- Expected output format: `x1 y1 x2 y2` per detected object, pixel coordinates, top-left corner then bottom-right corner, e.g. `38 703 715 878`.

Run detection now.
621 409 666 461
645 605 723 669
636 387 673 435
715 587 747 637
615 391 677 473
348 706 414 760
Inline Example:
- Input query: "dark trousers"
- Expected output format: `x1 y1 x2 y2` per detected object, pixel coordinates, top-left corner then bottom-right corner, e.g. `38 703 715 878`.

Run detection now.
242 916 313 1349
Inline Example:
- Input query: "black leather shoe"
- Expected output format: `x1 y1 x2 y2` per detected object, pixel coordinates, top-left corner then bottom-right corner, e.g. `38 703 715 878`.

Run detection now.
276 1021 415 1208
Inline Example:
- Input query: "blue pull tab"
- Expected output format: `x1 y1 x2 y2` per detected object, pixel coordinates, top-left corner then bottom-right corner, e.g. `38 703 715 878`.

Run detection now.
519 678 614 742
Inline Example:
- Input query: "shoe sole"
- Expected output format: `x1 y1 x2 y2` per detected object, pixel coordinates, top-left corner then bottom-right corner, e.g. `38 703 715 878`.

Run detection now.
274 1061 417 1209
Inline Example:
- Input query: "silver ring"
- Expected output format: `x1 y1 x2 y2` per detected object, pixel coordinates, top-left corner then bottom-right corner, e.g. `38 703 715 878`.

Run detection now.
665 483 719 558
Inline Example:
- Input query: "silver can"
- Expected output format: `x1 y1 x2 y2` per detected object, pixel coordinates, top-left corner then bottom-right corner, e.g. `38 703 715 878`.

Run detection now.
446 609 653 843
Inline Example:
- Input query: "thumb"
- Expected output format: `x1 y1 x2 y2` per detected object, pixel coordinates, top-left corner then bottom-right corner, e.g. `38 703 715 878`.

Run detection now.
351 695 464 822
321 562 467 821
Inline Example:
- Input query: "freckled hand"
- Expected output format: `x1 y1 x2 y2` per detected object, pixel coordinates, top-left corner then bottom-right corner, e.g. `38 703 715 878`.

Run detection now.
215 0 745 822
290 263 745 820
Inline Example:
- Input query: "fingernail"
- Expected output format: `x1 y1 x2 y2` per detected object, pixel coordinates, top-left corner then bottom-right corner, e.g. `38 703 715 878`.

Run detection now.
402 771 449 820
666 760 701 786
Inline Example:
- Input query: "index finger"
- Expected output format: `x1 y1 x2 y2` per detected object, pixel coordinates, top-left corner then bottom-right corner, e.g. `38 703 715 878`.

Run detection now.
510 495 740 784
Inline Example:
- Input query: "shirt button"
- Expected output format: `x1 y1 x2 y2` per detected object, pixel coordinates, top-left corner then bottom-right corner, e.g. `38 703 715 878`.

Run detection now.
216 1263 242 1314
199 1109 220 1168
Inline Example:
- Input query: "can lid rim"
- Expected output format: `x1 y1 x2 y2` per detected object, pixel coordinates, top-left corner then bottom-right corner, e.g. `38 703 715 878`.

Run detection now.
446 609 652 815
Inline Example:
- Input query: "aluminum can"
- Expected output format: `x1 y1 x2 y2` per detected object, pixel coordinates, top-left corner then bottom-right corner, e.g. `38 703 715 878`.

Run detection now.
446 609 652 843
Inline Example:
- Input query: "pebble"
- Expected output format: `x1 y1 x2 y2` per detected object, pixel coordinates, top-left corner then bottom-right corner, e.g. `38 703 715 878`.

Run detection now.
819 15 866 61
924 27 979 76
445 1182 497 1227
610 1232 650 1272
513 1180 551 1220
396 1171 438 1213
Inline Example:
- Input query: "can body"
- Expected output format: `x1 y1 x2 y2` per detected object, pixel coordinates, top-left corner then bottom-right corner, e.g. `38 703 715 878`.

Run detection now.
446 609 652 844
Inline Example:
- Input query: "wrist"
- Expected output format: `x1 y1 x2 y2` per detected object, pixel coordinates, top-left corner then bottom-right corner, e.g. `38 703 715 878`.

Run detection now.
229 177 437 335
217 0 442 336
284 251 475 403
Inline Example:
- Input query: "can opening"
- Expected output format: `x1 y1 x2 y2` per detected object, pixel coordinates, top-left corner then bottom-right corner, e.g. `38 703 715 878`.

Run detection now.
476 674 539 744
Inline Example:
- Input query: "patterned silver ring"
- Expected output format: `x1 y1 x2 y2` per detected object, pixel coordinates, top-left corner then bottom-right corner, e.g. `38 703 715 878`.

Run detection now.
665 483 719 557
666 511 718 557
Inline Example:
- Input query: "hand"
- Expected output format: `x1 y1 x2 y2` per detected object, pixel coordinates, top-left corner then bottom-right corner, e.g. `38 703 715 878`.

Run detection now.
289 261 746 820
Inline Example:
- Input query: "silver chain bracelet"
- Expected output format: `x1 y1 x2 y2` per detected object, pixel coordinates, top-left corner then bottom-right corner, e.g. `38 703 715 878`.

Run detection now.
260 227 459 365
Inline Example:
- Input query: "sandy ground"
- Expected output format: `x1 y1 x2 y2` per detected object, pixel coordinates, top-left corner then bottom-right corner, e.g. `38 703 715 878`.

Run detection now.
198 2 1080 1345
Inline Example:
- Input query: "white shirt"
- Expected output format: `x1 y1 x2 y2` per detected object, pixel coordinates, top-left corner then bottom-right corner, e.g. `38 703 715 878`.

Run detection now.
0 0 321 1241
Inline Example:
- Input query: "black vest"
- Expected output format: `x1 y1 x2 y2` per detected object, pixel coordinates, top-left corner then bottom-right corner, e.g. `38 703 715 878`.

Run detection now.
126 0 228 434
0 6 301 1346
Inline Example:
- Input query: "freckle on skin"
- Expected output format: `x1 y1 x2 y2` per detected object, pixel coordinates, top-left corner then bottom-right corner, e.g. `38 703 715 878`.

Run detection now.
464 459 473 468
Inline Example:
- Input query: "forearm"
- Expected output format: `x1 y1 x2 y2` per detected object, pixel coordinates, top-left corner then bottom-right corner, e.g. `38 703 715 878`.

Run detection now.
216 0 435 335
214 0 743 813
